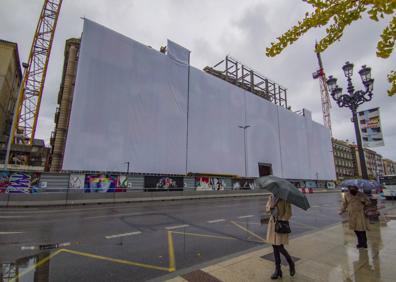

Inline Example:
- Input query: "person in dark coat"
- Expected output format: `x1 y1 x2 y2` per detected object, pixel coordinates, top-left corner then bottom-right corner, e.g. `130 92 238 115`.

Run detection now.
340 185 370 248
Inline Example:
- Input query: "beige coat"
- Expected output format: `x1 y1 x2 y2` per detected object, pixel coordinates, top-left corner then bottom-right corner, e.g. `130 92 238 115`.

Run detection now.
266 195 292 245
341 191 370 231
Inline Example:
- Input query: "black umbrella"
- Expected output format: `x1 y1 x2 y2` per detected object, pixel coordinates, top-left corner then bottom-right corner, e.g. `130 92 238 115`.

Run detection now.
255 176 310 210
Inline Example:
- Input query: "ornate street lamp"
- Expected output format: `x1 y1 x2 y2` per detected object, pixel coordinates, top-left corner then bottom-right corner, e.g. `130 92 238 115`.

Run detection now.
327 62 374 179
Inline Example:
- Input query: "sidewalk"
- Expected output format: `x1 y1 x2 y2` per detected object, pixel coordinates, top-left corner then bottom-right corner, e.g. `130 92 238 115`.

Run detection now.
167 209 396 282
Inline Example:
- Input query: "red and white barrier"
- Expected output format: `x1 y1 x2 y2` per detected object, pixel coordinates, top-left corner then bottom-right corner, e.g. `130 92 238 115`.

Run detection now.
299 188 307 194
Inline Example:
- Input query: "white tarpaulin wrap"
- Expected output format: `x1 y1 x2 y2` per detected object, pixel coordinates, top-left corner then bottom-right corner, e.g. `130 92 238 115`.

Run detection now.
63 20 188 174
167 39 190 65
63 20 336 180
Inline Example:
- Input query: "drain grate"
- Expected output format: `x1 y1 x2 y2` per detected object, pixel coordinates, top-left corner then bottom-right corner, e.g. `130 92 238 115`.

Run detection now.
261 253 300 266
182 270 222 282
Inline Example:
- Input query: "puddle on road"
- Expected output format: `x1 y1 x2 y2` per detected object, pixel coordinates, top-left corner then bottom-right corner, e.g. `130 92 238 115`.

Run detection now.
0 252 50 282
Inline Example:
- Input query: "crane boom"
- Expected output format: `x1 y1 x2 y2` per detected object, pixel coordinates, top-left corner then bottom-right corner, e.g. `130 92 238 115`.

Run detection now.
312 44 332 135
12 0 63 145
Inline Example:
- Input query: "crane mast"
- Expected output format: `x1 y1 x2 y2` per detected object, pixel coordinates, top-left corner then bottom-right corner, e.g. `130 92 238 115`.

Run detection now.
12 0 63 145
312 44 332 135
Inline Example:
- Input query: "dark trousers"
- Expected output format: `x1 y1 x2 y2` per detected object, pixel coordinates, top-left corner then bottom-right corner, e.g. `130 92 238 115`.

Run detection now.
272 245 293 268
354 231 367 246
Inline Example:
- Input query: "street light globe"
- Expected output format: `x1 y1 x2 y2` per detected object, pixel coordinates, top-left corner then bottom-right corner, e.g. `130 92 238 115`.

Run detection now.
326 75 338 92
359 65 371 84
334 86 343 99
366 78 374 92
342 61 354 77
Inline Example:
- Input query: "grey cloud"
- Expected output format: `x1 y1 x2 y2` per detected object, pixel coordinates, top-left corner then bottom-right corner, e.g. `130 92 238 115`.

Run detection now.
1 0 395 160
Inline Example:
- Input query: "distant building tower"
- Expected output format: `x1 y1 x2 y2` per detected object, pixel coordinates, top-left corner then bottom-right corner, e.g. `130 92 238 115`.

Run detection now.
312 44 332 135
50 38 80 172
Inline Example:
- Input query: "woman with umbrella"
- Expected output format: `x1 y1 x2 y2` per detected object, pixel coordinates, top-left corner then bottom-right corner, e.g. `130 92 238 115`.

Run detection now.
256 176 310 280
339 185 370 248
265 193 295 279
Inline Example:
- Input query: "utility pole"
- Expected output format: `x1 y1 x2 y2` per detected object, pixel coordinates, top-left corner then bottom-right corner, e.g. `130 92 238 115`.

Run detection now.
125 161 130 175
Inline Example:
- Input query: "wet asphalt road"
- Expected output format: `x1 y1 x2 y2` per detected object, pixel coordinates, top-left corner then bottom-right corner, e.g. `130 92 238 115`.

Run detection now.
0 193 347 281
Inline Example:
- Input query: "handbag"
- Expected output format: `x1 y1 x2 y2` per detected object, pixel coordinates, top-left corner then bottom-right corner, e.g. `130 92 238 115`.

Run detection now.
260 213 271 225
275 219 291 234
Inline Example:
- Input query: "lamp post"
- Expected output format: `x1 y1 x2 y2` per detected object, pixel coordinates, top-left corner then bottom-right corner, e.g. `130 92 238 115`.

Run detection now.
326 62 374 179
124 161 130 175
238 125 250 177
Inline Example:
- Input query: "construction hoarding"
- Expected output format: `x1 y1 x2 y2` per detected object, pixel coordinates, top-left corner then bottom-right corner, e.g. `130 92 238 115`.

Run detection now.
62 19 336 181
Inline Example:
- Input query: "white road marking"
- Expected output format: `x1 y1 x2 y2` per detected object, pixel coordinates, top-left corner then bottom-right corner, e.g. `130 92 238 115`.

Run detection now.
58 242 72 247
85 212 147 220
0 231 24 235
165 224 190 230
105 231 142 239
21 246 36 250
238 215 254 219
207 219 226 224
21 242 72 250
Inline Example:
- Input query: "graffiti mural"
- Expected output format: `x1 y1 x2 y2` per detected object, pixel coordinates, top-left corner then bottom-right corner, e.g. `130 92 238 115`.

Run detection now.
144 176 184 191
232 178 255 190
69 174 85 189
84 174 120 192
119 175 129 190
0 172 8 193
0 171 40 193
195 177 226 191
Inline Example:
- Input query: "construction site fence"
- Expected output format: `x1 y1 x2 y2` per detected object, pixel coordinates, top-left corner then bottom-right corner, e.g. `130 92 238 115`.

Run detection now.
0 170 335 195
0 188 269 208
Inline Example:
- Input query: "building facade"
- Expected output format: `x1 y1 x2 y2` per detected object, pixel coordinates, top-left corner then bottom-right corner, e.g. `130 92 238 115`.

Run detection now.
50 38 80 172
0 40 22 142
383 159 396 175
353 146 379 179
332 138 356 182
374 152 384 178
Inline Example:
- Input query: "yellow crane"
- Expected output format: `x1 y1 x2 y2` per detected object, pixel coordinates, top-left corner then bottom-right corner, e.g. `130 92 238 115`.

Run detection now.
5 0 63 167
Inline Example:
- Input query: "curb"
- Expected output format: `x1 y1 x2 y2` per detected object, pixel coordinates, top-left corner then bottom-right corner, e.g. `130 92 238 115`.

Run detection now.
0 189 340 208
1 192 270 208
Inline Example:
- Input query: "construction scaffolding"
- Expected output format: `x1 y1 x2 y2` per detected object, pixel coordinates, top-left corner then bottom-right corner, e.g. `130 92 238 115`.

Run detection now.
204 56 288 108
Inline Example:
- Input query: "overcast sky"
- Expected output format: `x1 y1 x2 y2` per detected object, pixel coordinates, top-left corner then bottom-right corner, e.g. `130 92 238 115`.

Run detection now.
1 0 395 160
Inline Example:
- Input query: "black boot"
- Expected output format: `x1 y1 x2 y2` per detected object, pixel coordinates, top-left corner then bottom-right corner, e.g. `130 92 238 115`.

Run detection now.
289 260 296 276
271 246 283 279
271 266 282 280
355 231 363 248
361 231 368 248
279 244 295 276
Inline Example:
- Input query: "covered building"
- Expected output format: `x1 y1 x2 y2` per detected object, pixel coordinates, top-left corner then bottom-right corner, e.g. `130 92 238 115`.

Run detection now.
58 20 335 182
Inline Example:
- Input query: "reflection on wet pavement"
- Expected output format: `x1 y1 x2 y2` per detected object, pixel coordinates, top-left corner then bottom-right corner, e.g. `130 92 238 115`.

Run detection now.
0 252 49 282
173 214 396 282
